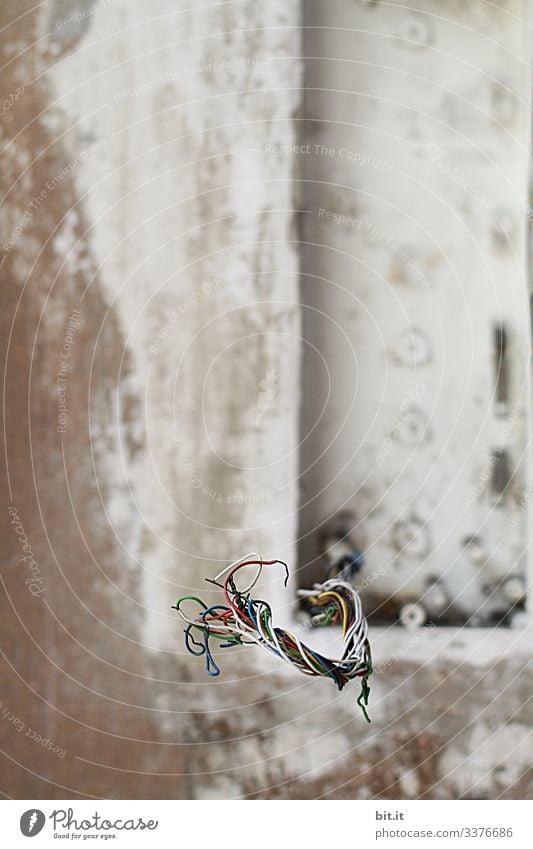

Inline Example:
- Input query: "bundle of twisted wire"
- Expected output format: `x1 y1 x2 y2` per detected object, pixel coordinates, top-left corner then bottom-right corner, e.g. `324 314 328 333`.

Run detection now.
173 555 373 721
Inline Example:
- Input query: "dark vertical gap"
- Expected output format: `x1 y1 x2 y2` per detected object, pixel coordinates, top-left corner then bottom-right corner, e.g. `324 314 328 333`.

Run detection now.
491 448 512 504
493 323 508 410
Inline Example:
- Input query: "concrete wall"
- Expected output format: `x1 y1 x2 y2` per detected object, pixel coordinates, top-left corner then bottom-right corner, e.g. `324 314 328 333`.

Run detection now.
1 0 302 799
1 0 533 801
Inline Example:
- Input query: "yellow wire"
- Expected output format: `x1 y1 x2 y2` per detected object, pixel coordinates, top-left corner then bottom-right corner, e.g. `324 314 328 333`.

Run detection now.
317 591 350 634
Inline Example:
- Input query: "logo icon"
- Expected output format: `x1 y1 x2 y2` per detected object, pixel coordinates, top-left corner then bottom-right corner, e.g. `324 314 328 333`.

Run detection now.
20 810 45 837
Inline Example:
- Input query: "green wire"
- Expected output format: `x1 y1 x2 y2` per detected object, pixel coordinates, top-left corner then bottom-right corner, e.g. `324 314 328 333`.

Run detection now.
175 594 208 610
176 593 372 722
356 663 373 723
175 595 242 644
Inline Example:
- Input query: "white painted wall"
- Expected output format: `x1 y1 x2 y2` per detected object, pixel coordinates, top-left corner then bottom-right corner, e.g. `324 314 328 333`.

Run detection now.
299 0 532 623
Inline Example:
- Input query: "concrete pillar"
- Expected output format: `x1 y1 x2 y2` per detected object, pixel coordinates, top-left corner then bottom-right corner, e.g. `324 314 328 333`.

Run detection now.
1 0 302 797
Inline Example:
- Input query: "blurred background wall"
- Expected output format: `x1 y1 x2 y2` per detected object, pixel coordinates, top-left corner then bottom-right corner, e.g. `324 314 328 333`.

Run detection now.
299 0 532 624
1 0 533 800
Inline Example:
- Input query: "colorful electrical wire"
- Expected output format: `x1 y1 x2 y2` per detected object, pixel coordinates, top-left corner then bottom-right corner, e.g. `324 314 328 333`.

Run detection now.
173 554 373 722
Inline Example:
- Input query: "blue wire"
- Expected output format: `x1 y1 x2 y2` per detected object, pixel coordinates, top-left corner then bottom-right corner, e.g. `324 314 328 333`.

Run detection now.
204 640 220 676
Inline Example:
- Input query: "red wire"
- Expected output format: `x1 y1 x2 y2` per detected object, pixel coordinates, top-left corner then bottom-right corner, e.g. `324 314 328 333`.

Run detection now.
222 559 282 623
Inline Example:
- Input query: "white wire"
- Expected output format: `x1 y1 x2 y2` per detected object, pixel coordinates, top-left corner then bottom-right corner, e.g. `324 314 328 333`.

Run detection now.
214 551 264 593
176 564 371 683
